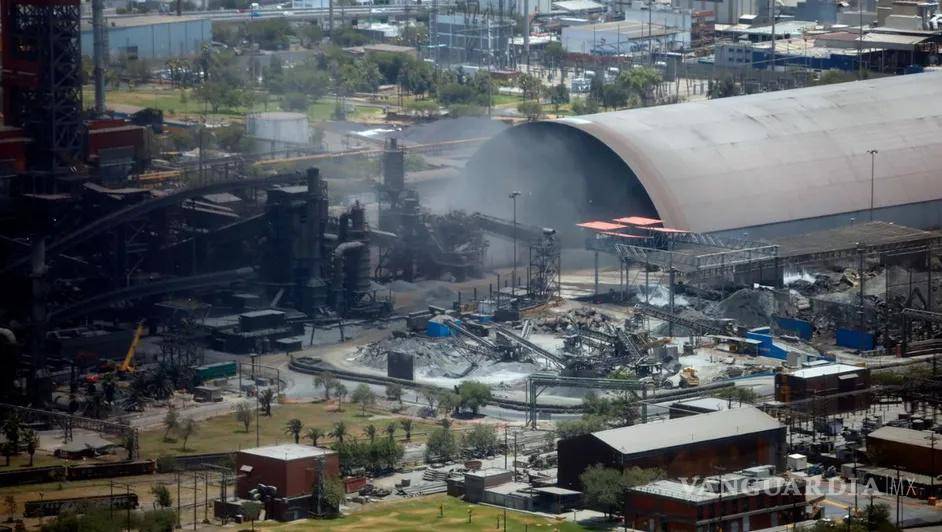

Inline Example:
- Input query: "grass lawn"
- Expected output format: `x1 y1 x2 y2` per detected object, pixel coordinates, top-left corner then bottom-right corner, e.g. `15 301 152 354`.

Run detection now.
138 401 442 459
263 494 588 532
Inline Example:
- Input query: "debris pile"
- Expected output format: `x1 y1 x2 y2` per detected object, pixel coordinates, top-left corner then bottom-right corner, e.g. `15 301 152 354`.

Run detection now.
533 308 617 333
354 336 476 378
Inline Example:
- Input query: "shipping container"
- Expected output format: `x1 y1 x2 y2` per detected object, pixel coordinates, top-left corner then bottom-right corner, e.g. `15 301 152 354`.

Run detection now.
195 361 238 384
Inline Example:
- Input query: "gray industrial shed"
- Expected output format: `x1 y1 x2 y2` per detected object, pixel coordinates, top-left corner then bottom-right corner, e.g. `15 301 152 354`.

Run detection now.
464 71 942 239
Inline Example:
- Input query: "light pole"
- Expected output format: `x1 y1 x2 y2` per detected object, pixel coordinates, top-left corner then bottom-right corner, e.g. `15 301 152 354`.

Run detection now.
867 149 878 221
509 191 521 295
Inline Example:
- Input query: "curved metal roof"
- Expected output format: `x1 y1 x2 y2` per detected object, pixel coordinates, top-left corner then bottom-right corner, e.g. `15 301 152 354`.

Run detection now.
538 71 942 233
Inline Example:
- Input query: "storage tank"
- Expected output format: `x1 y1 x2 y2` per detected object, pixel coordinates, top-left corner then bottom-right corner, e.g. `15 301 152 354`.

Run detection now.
246 112 310 155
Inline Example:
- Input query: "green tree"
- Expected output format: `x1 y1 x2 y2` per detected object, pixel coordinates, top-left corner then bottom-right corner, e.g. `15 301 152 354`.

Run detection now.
425 427 458 462
194 81 243 113
281 92 310 112
385 422 397 441
517 100 543 121
616 67 662 106
178 417 197 451
24 430 39 467
571 97 599 115
306 427 324 447
543 41 566 69
438 391 460 418
548 83 569 116
284 418 303 444
579 465 630 517
400 418 414 441
351 383 376 415
708 77 738 99
712 386 759 406
0 441 14 466
556 415 608 440
235 401 253 433
321 477 345 513
457 381 492 415
385 383 403 404
465 424 498 456
150 484 173 508
315 372 337 401
334 383 349 410
517 73 543 101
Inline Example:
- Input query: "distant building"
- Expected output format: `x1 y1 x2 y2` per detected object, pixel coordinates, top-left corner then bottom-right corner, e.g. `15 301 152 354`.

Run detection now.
774 363 871 413
557 406 785 490
80 15 212 60
625 465 811 531
673 0 767 25
560 19 686 54
236 444 340 521
429 14 514 65
669 397 739 419
866 426 942 476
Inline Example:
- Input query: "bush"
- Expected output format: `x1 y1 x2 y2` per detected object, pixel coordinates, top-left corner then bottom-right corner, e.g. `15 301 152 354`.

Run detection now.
281 92 310 112
155 454 179 473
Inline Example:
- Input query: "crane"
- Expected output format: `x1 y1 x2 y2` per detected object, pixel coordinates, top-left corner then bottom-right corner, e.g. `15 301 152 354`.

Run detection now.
118 321 145 373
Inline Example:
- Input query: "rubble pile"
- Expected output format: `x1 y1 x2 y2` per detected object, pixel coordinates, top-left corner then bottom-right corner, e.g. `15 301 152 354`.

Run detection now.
353 336 475 378
706 288 790 329
533 307 617 333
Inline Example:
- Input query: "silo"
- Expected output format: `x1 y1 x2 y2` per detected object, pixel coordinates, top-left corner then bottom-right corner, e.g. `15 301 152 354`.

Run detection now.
245 112 310 155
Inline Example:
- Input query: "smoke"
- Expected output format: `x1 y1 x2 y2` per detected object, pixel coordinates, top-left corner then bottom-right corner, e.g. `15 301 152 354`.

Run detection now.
783 269 817 285
445 121 659 248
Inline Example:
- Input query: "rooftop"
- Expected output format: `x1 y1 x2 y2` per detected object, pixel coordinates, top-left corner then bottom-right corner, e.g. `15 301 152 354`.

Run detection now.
671 397 738 413
592 406 782 455
553 0 606 11
240 444 333 461
788 363 864 379
466 468 512 479
868 426 940 449
83 14 208 30
240 309 286 318
631 471 792 503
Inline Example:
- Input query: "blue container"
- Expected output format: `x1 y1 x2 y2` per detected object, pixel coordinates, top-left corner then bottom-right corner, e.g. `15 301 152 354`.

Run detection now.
774 316 813 340
426 320 455 337
836 328 874 350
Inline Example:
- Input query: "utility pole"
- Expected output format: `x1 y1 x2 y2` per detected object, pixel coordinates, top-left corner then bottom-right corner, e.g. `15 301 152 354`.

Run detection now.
509 191 521 295
867 149 878 221
858 0 864 79
770 0 776 73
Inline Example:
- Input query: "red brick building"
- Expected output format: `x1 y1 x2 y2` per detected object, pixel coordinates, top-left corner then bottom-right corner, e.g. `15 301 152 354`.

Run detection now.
236 444 340 521
774 363 871 414
625 466 810 531
558 406 785 490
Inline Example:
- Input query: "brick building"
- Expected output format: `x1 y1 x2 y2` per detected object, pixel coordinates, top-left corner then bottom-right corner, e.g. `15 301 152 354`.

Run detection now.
625 465 811 531
557 406 785 490
866 426 942 476
236 444 340 521
774 363 871 414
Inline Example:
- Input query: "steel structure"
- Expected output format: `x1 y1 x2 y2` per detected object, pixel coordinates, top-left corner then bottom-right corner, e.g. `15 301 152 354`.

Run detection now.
526 373 642 428
1 0 83 180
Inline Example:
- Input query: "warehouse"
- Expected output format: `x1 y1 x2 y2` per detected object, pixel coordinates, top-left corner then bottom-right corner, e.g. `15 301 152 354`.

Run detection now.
866 426 942 477
774 363 871 414
236 444 340 521
464 72 942 240
557 406 785 490
625 465 810 531
80 15 212 60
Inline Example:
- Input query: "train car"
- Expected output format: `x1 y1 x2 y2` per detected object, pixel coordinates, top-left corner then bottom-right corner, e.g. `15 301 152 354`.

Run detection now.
24 493 138 518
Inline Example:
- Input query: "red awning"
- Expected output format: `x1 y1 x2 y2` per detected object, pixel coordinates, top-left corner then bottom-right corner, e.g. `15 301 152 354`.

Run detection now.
613 216 663 226
577 221 628 231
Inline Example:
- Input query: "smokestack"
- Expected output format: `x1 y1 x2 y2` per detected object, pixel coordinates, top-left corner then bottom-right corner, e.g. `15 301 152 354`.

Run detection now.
92 0 106 115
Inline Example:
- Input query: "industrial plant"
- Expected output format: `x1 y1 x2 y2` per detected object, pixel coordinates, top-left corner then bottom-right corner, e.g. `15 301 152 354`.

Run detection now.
0 0 940 528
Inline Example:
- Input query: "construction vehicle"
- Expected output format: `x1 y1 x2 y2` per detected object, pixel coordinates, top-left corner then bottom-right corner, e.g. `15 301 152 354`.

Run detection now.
117 321 145 374
679 367 700 388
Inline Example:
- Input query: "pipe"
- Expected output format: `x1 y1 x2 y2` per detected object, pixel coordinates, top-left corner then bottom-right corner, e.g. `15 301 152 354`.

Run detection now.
92 0 106 115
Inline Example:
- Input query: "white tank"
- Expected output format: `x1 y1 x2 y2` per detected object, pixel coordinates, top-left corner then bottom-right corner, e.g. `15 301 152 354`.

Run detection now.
246 112 310 155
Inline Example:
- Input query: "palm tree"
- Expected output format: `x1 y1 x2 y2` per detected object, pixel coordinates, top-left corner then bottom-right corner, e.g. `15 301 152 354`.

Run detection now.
364 424 377 444
400 418 414 442
259 388 275 416
306 427 324 447
24 430 39 467
385 422 397 441
334 383 348 410
330 421 347 444
284 418 303 444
